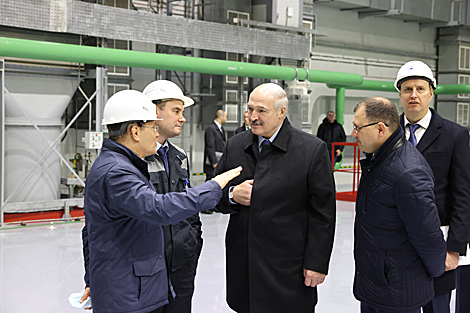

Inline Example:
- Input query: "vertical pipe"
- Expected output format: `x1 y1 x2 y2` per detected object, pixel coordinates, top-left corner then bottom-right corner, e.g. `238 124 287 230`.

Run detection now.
96 67 105 132
335 87 345 125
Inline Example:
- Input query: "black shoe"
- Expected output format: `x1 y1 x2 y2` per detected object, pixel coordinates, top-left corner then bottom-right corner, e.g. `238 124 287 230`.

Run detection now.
201 209 213 214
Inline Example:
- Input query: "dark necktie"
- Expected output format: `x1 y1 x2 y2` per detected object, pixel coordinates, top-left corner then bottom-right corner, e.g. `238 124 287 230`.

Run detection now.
220 126 225 140
408 124 420 147
157 146 169 175
260 139 271 152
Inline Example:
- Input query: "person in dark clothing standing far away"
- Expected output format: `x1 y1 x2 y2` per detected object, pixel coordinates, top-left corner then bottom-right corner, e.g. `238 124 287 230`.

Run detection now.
395 61 470 313
235 111 251 134
214 83 336 313
79 90 241 313
316 111 346 164
202 109 227 214
142 80 201 313
351 96 446 313
204 109 227 180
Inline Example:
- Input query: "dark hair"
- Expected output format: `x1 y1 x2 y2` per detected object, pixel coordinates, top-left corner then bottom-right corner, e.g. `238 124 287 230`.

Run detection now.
152 99 166 110
354 97 399 132
107 121 143 141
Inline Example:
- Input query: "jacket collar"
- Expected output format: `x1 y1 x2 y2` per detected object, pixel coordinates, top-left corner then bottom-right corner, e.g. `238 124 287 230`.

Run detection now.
145 141 186 164
103 138 150 180
243 118 292 158
362 126 405 168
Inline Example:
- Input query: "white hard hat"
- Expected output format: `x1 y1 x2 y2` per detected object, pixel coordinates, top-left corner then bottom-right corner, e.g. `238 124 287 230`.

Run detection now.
102 90 160 126
395 60 436 91
143 80 194 108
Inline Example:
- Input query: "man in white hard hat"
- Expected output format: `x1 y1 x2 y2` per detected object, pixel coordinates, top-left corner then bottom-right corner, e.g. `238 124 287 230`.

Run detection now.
142 80 199 313
80 90 241 313
396 61 470 313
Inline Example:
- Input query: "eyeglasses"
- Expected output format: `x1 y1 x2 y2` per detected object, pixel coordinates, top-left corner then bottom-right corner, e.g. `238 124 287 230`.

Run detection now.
352 122 388 133
141 125 159 133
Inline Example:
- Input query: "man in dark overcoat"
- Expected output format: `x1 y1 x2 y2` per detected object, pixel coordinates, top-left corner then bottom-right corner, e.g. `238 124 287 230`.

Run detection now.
214 83 336 313
395 61 470 313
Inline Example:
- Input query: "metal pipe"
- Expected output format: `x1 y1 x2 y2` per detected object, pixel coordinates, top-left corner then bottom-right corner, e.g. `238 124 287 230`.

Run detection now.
335 87 345 125
434 84 470 95
0 37 364 87
328 80 396 92
329 79 470 95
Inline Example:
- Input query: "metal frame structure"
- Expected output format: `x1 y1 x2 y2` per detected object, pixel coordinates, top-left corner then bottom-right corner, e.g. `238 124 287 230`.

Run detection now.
0 64 109 224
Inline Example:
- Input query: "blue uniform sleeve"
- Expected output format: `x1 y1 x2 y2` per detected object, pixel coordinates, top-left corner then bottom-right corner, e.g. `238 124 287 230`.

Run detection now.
105 167 222 225
82 223 90 287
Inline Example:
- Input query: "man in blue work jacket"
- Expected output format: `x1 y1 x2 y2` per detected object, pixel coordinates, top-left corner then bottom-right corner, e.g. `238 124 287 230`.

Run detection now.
80 90 241 313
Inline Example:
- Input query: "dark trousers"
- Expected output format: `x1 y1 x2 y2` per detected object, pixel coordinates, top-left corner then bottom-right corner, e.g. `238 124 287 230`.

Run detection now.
456 265 470 313
149 307 164 313
162 247 201 313
422 291 451 313
361 302 420 313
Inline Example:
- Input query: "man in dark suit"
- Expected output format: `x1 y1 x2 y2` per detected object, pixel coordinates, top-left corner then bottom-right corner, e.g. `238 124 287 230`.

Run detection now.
202 109 227 214
235 111 250 134
395 61 470 313
204 109 227 180
214 83 336 313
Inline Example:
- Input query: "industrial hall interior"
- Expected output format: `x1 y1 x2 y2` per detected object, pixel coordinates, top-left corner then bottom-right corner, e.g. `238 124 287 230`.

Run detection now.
1 0 470 313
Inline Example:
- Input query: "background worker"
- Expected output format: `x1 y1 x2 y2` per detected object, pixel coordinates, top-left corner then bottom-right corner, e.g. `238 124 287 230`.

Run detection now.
80 90 241 313
204 109 227 180
316 110 346 164
142 80 201 313
395 60 470 313
235 111 250 134
202 109 227 214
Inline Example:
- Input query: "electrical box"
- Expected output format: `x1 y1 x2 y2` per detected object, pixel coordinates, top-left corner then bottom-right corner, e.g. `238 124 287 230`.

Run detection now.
84 132 103 149
286 7 294 18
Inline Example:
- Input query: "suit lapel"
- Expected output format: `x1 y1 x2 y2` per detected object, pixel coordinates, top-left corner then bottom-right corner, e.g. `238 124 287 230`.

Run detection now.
416 109 442 153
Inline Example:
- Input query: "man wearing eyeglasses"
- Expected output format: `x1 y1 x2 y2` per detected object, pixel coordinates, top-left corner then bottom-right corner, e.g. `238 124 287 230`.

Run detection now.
396 61 470 313
351 96 446 313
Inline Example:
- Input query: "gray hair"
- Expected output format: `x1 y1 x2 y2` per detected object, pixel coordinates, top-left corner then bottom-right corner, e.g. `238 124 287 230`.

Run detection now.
253 83 288 114
354 97 400 132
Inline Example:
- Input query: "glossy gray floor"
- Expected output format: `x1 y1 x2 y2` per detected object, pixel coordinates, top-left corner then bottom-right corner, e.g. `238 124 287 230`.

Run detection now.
0 200 456 313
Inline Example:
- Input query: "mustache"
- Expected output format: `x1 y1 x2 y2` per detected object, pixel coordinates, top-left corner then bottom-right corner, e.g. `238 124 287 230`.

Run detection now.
251 121 262 125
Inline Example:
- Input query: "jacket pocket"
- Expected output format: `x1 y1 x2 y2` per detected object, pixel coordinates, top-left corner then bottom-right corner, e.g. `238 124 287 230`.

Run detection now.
355 248 389 286
133 256 166 300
